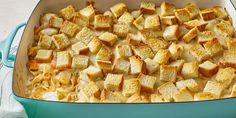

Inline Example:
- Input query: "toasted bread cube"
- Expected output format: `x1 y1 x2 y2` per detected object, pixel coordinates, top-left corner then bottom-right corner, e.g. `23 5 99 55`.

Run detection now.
213 6 228 19
194 92 218 101
160 1 175 16
118 12 134 25
184 19 207 31
176 79 199 92
144 58 159 74
114 58 130 74
49 16 64 28
79 5 95 21
199 61 218 77
59 5 75 20
144 37 168 53
56 51 71 69
39 28 59 36
96 46 113 61
133 15 145 30
126 33 142 46
181 62 199 78
161 16 178 26
153 49 171 65
104 74 123 91
230 84 236 97
129 56 144 74
72 55 89 69
144 15 161 30
203 81 223 97
81 65 103 81
122 79 140 97
174 9 191 23
35 50 53 63
140 1 155 14
40 13 57 27
88 37 102 53
132 44 154 60
158 82 178 101
214 20 234 37
94 15 113 30
190 44 210 62
182 27 198 43
150 94 165 102
71 41 89 55
160 65 177 82
96 60 113 71
200 9 216 21
99 32 118 46
168 43 184 60
138 73 156 93
73 13 89 29
198 31 216 43
173 87 193 102
81 82 100 98
116 44 133 58
113 23 129 37
215 67 235 88
100 90 127 103
52 33 71 50
222 50 236 68
76 27 95 45
227 40 236 51
138 28 163 42
169 59 185 72
110 3 127 18
163 25 179 41
38 35 53 49
185 3 199 19
203 39 223 56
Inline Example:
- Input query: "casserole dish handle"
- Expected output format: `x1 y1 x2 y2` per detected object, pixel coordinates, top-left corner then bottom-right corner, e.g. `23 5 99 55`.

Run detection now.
0 22 26 68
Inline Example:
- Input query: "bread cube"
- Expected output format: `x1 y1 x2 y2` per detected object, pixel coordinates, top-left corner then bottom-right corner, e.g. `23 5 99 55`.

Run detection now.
182 27 198 43
174 8 191 23
203 39 223 56
87 37 102 53
94 15 113 30
39 28 58 36
203 81 223 97
96 46 113 61
81 82 100 98
81 65 103 81
169 59 185 72
137 28 163 42
56 51 71 69
56 71 71 85
40 13 57 27
122 79 140 97
72 55 89 69
129 56 144 74
150 94 165 102
215 67 235 88
153 49 171 65
79 5 95 21
138 73 156 93
104 74 123 91
100 90 127 103
184 19 207 31
176 79 199 92
59 5 75 20
35 49 53 63
190 44 210 62
227 40 236 51
126 33 142 46
71 41 89 55
140 1 155 14
99 32 118 46
158 82 178 101
144 15 161 30
110 3 127 17
52 33 71 50
126 94 149 103
116 44 133 58
118 12 134 25
160 65 177 82
213 6 228 19
221 50 236 68
49 16 64 28
113 23 129 37
173 87 193 102
194 92 218 101
96 60 113 71
163 25 179 41
114 58 130 74
38 35 53 49
73 13 89 29
168 43 184 60
198 31 216 43
200 9 216 21
160 1 175 16
230 84 236 97
161 16 178 26
185 3 199 19
181 62 199 78
76 27 96 45
214 20 234 37
144 58 159 74
199 61 218 77
144 37 168 53
133 15 145 30
132 44 154 60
